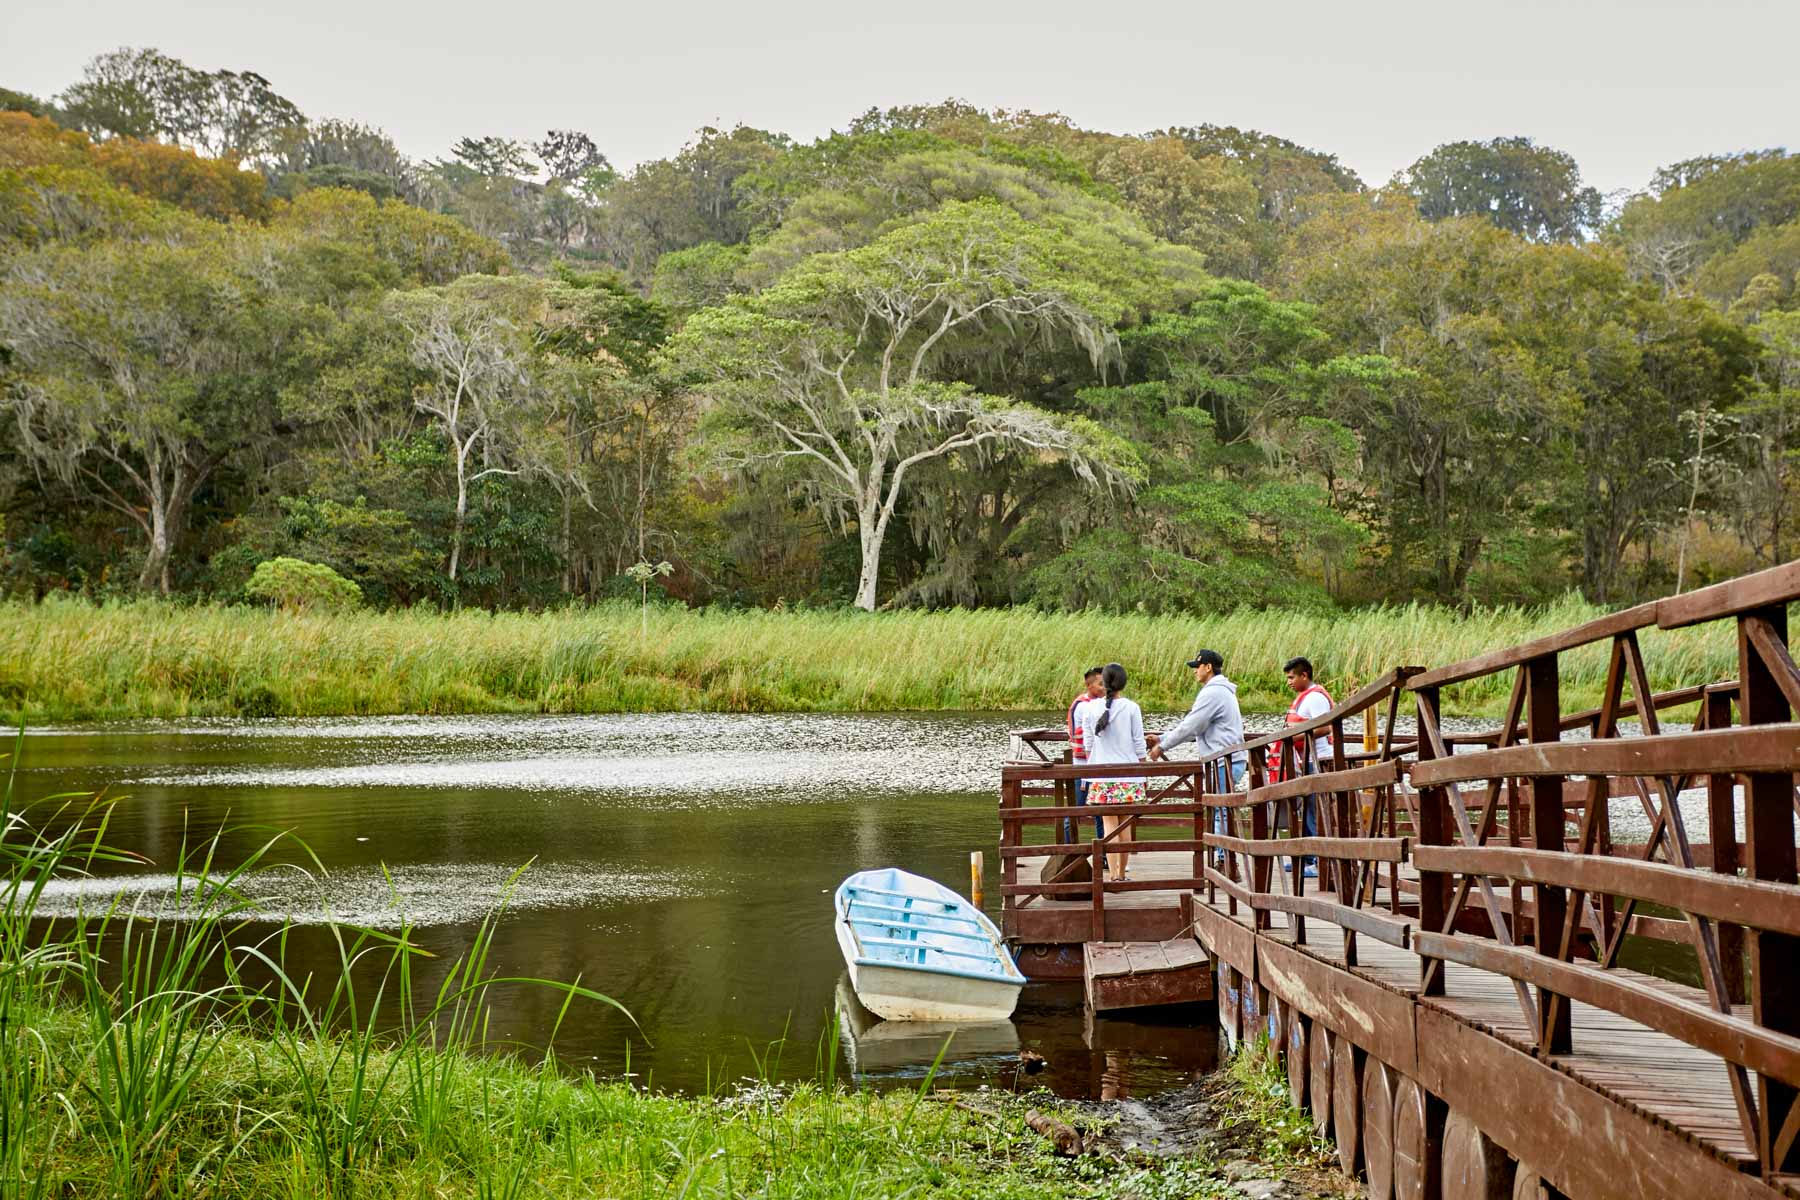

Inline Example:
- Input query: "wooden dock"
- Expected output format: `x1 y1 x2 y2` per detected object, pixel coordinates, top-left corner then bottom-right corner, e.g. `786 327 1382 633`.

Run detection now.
999 559 1800 1199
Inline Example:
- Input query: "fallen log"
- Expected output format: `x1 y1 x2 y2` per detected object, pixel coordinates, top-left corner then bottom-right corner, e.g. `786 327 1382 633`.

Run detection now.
1025 1108 1083 1156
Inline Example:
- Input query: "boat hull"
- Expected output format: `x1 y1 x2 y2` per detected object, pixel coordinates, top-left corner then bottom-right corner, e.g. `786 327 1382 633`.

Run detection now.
834 917 1022 1021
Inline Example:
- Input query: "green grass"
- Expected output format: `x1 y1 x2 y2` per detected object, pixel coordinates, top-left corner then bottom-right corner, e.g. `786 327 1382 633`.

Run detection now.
0 593 1742 725
1 780 1260 1199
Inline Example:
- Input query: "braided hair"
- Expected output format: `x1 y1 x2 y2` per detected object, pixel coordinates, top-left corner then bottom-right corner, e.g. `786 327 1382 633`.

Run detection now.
1092 662 1128 734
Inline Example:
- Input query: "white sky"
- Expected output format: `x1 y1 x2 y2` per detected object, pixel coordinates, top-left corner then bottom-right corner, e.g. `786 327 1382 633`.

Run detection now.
4 0 1796 196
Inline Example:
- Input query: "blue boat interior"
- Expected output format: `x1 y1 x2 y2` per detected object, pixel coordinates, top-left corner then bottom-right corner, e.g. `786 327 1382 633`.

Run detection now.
839 875 1020 983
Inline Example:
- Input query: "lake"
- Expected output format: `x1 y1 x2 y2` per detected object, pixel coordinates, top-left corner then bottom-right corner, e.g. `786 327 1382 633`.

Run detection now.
12 710 1252 1099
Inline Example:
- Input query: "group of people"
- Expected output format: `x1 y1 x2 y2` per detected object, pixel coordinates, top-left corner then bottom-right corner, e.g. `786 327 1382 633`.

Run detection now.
1064 652 1333 881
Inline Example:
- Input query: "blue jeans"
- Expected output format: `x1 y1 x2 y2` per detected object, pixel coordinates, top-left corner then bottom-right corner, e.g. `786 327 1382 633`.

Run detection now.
1212 759 1246 862
1070 776 1103 843
1288 760 1319 873
1212 760 1246 832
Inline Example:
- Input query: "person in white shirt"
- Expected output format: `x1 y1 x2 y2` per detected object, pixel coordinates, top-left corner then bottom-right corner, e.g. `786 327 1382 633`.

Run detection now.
1079 662 1148 881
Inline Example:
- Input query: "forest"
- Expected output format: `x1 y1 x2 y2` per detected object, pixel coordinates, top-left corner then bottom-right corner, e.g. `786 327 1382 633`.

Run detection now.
1 47 1796 617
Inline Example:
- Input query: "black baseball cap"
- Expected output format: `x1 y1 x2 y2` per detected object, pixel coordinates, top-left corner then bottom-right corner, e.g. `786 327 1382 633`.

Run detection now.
1185 649 1224 669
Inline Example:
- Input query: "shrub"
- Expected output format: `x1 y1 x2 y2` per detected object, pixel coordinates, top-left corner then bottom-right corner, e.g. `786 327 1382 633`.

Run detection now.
244 557 363 612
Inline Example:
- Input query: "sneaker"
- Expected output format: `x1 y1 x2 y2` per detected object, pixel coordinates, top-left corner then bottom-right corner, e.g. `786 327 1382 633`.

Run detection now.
1302 864 1318 879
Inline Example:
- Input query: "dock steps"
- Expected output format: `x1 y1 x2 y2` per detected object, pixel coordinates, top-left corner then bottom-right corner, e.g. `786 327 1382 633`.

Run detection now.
1083 937 1213 1012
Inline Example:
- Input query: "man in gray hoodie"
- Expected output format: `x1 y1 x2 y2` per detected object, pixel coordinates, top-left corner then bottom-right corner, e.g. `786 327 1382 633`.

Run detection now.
1149 649 1247 783
1148 649 1247 862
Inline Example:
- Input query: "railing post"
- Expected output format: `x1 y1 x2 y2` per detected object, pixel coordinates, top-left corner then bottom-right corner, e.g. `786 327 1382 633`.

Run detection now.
1704 687 1746 1005
1527 653 1573 1055
1250 797 1271 931
999 776 1020 938
1415 686 1449 996
1192 766 1204 896
1740 604 1799 1170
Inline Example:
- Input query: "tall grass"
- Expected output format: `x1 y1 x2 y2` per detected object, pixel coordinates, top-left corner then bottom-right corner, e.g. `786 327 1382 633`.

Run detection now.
2 767 1217 1198
0 593 1746 723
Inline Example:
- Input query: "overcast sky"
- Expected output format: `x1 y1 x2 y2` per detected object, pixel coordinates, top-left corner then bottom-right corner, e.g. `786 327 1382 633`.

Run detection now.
5 0 1796 195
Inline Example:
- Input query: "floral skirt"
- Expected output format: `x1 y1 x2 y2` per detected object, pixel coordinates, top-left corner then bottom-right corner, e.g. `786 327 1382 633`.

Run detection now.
1087 781 1146 805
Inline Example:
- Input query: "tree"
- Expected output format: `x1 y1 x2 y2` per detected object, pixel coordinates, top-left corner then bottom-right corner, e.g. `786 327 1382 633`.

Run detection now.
57 47 198 142
245 556 363 611
91 138 270 221
533 129 610 184
387 278 537 584
1091 137 1260 277
1612 151 1800 293
58 48 304 163
450 136 535 178
271 119 417 201
1403 137 1603 242
385 275 608 589
0 233 281 590
1163 124 1364 227
1733 310 1800 566
1289 209 1574 599
670 200 1138 610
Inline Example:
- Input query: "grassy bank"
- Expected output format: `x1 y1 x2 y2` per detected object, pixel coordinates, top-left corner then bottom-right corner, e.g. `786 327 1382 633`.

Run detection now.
0 594 1741 725
17 998 1213 1200
1 793 1288 1200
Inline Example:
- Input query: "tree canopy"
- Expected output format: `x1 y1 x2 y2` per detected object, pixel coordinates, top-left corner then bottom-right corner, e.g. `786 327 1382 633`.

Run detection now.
1 49 1793 614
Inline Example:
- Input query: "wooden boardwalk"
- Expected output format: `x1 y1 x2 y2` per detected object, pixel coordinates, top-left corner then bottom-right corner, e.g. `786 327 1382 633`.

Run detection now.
998 560 1800 1199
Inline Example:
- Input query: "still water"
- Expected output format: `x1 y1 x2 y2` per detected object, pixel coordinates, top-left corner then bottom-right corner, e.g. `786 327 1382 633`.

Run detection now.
12 711 1263 1099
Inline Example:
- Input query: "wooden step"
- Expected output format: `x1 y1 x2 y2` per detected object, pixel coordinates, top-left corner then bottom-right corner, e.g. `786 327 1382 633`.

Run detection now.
1084 938 1214 1012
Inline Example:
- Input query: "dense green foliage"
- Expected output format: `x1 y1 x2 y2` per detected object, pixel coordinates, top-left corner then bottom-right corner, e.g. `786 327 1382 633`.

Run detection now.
2 51 1795 619
0 595 1738 724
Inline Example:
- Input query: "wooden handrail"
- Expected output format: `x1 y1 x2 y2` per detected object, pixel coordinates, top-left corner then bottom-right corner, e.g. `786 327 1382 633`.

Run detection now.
1405 724 1800 786
1411 844 1800 938
1243 758 1402 804
1413 931 1800 1087
1235 666 1422 753
1655 560 1800 630
1406 602 1661 690
1204 833 1410 862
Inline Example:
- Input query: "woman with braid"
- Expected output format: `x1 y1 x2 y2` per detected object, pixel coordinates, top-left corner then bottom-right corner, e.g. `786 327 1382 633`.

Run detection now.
1077 662 1148 881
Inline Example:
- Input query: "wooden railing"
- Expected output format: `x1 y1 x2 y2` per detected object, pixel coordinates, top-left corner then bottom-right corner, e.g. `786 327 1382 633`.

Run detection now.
1000 669 1420 946
1402 560 1800 1174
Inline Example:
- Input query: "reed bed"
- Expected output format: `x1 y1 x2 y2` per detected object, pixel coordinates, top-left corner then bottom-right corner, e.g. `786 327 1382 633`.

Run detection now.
0 776 1225 1199
0 594 1741 724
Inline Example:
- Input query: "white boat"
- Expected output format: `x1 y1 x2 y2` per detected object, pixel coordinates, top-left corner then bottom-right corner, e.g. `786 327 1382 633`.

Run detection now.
834 867 1025 1022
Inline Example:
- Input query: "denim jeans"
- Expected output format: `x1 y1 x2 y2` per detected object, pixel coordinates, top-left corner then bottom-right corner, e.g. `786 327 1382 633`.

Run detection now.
1212 759 1246 860
1069 775 1104 842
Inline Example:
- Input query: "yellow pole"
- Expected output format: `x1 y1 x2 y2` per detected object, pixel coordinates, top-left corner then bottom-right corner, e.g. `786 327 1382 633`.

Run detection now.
970 851 985 910
1364 707 1378 753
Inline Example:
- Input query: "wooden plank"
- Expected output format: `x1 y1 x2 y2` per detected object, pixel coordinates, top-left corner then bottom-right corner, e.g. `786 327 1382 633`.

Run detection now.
1409 602 1660 689
1413 930 1800 1086
1251 891 1414 948
1410 845 1800 938
1414 1005 1776 1200
1256 935 1419 1073
1657 561 1800 630
1206 833 1410 862
1243 758 1404 805
1406 724 1800 786
1192 896 1257 976
1085 941 1213 1010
